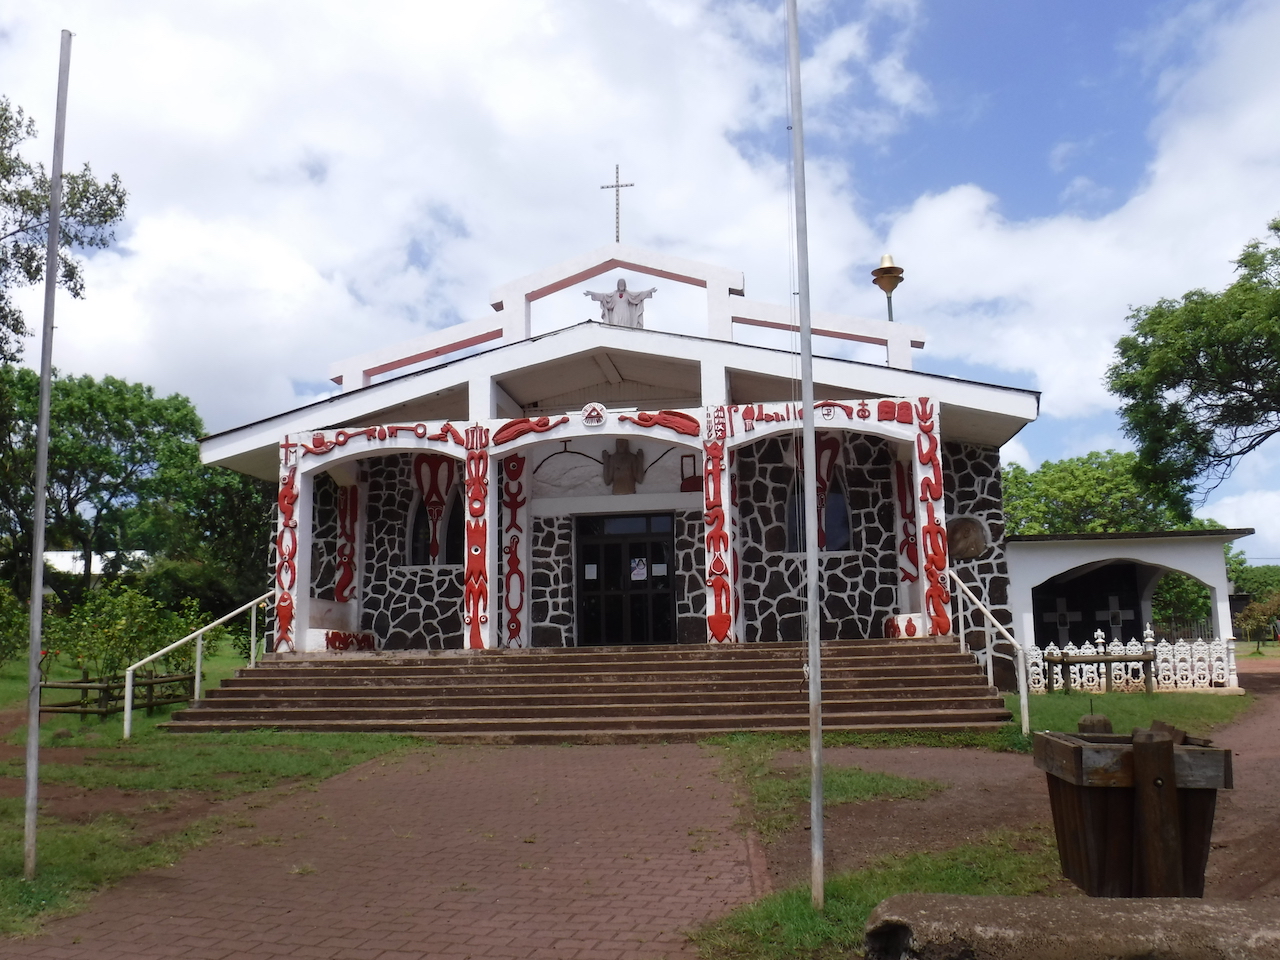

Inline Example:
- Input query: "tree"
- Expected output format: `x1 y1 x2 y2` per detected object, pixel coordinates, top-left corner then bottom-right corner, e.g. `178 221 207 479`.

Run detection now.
0 366 202 603
1002 450 1229 622
0 97 128 362
1107 217 1280 501
1002 450 1192 536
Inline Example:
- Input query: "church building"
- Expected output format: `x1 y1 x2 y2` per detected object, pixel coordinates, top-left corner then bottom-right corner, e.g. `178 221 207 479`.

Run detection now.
201 243 1040 655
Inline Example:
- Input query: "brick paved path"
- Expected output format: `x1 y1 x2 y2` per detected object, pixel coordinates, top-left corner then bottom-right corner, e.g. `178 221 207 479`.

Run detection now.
10 744 759 960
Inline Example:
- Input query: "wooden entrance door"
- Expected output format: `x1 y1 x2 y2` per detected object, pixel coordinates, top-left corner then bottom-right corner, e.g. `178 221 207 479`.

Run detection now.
576 514 676 645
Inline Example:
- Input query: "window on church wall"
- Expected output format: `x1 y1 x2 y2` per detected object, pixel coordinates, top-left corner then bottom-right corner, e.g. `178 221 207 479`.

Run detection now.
407 483 466 566
785 474 851 553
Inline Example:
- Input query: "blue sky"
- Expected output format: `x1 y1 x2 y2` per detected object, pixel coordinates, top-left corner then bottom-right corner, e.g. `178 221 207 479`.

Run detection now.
1 0 1279 558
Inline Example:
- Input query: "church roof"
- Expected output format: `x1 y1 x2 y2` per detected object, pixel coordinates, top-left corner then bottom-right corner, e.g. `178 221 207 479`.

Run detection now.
201 244 1040 480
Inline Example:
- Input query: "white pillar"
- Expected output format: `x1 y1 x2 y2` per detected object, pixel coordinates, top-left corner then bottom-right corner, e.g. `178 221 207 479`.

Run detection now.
700 359 728 406
292 470 316 651
469 374 496 421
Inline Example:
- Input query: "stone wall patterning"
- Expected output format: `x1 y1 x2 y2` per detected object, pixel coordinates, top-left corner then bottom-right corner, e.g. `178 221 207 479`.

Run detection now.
335 484 359 603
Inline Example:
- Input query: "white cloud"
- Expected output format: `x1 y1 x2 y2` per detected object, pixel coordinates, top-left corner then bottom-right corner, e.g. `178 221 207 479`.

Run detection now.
1199 490 1280 563
999 438 1032 468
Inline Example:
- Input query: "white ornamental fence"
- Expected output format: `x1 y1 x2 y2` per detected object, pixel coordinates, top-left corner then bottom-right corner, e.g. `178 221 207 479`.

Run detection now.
1027 627 1238 694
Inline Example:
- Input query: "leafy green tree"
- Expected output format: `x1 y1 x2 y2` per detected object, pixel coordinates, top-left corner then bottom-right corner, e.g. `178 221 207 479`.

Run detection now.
1 97 128 362
0 365 202 603
0 581 25 668
1003 450 1230 622
1107 217 1280 501
1002 450 1192 535
1233 564 1280 603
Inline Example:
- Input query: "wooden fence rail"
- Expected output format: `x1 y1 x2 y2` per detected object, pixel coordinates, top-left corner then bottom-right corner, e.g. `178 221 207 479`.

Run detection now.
39 673 196 720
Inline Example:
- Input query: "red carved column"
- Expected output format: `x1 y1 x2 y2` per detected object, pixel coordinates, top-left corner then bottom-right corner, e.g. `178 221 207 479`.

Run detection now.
501 452 531 649
703 406 738 643
913 397 951 636
462 425 496 649
274 447 299 653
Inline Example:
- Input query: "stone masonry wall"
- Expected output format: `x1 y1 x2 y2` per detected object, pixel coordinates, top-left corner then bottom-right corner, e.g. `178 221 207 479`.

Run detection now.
531 516 574 647
361 453 464 650
943 441 1012 637
736 433 898 641
310 472 339 603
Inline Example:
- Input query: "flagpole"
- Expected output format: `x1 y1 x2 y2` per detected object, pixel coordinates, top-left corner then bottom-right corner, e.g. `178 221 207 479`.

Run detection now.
25 28 73 881
783 0 824 911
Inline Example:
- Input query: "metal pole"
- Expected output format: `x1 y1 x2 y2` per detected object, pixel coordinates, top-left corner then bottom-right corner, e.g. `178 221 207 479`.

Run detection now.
783 0 823 912
24 29 73 881
250 603 258 666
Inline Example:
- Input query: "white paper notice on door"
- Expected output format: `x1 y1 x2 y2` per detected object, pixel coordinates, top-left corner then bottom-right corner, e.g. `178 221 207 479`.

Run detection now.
631 558 647 580
585 564 598 580
652 563 667 577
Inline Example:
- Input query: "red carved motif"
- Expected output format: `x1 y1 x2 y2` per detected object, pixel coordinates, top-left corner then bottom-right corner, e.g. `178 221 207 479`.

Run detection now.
334 485 359 602
324 631 375 651
299 422 468 457
618 410 701 437
274 464 299 652
796 433 841 549
463 426 490 649
877 400 914 424
492 415 570 446
885 616 901 638
703 439 734 642
815 400 855 419
916 397 951 635
502 454 527 647
894 460 919 584
412 453 457 562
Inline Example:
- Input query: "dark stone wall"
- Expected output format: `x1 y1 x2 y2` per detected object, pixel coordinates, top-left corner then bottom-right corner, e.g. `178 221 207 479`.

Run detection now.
531 516 574 647
360 453 464 650
735 433 898 641
943 441 1012 636
310 472 339 603
674 509 705 643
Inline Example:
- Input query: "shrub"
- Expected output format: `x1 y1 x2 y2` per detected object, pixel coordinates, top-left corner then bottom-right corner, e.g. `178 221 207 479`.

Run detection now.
44 585 223 679
0 584 26 669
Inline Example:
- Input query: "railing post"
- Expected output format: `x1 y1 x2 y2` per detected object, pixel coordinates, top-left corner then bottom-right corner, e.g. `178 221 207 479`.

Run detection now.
195 634 204 703
1017 644 1030 737
1144 641 1156 694
250 603 258 667
123 668 135 740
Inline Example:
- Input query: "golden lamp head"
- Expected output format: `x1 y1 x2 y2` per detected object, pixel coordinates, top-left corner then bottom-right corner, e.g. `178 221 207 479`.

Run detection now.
871 254 904 297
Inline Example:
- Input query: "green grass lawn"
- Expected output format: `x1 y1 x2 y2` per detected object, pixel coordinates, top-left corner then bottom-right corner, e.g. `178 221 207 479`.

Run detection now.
1012 688 1252 740
693 830 1061 960
0 647 424 935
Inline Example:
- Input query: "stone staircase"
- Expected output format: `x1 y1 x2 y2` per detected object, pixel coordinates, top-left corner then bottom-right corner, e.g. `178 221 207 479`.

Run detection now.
164 638 1011 742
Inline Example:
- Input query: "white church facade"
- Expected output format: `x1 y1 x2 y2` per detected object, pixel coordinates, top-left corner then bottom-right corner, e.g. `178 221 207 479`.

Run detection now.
201 244 1041 655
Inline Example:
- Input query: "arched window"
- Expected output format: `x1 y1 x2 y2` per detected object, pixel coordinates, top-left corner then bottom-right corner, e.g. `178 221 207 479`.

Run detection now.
786 474 851 553
408 483 466 566
443 485 464 565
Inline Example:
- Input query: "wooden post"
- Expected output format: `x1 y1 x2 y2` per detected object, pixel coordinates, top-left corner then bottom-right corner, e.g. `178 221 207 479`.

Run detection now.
1132 730 1183 896
79 667 88 724
1077 714 1113 734
1144 643 1156 694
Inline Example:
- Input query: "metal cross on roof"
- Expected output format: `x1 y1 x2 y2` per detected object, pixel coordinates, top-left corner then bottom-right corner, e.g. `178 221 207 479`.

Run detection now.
600 164 633 243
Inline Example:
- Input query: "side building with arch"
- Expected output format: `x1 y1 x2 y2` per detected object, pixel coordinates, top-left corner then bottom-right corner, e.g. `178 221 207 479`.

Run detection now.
201 243 1041 654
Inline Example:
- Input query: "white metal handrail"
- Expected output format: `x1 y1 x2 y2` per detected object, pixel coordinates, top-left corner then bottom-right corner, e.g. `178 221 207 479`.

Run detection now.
945 569 1030 736
123 591 272 739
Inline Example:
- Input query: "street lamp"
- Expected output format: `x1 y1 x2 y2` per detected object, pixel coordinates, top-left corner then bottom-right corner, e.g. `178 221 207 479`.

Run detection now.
871 254 904 323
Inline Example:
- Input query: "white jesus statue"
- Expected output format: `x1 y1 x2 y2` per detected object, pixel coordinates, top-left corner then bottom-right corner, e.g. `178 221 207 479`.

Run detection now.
584 278 656 328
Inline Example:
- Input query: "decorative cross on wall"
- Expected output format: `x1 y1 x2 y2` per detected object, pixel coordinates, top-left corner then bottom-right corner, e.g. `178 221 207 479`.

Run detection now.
1041 597 1082 644
1094 594 1135 642
600 164 633 243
